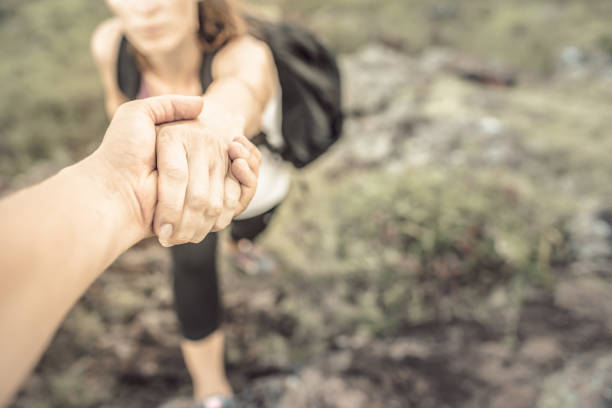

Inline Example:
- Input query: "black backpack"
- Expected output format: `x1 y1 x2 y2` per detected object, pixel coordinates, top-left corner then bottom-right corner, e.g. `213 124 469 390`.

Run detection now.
117 19 343 168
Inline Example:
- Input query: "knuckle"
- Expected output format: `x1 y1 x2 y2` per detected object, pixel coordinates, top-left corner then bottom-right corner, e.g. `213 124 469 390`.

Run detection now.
211 223 225 233
190 234 206 244
118 100 138 113
158 125 190 143
208 158 218 171
173 232 193 244
206 202 223 217
225 194 239 208
114 103 128 116
163 166 188 183
242 187 256 201
157 205 181 222
224 189 240 207
214 217 231 231
157 126 172 140
187 192 209 210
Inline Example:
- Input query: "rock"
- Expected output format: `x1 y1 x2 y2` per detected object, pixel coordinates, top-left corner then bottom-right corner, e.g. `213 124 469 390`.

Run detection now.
519 337 563 369
561 46 586 67
278 368 370 408
340 44 418 116
48 357 113 408
157 396 193 408
490 384 538 408
537 353 612 408
326 350 354 371
134 309 181 347
251 333 291 366
555 277 612 331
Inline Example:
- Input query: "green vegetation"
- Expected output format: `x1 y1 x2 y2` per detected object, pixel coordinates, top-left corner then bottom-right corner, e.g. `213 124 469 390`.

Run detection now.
0 0 109 177
6 1 612 406
2 0 611 332
253 0 612 73
1 0 611 177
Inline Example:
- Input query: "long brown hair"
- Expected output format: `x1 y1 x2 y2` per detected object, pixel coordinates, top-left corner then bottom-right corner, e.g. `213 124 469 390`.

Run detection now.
197 0 246 51
132 0 246 72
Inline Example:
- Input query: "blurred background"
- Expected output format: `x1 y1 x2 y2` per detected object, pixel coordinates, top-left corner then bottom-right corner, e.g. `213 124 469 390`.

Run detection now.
3 0 612 407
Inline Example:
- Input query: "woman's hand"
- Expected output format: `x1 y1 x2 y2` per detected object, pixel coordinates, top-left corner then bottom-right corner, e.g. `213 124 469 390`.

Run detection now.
208 134 262 233
153 106 261 247
227 134 262 217
94 95 205 238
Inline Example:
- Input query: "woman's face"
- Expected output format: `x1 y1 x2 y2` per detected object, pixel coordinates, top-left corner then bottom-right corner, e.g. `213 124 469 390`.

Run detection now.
106 0 199 55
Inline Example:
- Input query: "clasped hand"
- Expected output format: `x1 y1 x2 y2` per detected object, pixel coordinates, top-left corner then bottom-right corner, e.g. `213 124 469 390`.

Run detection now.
93 95 261 247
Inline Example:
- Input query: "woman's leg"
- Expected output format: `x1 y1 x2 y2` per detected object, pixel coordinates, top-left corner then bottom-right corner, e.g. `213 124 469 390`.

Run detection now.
170 233 231 399
171 207 280 399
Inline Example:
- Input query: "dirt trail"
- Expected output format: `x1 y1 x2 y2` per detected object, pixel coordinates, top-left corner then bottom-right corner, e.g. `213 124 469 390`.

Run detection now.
12 45 612 408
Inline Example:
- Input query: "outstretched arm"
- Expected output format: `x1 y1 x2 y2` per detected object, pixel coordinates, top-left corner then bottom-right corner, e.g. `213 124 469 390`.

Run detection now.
152 35 276 242
202 35 278 138
0 155 143 406
0 95 206 405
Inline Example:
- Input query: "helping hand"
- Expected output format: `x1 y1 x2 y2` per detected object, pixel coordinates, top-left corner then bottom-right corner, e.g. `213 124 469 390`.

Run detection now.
153 103 262 247
90 95 261 246
92 95 204 239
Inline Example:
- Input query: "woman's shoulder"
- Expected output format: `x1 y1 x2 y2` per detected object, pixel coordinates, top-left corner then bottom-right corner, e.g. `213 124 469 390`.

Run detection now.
91 18 123 68
213 34 274 75
217 35 270 59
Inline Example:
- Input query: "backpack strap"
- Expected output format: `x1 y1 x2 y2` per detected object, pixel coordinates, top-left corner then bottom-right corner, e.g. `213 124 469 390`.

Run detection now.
116 36 142 100
117 34 218 100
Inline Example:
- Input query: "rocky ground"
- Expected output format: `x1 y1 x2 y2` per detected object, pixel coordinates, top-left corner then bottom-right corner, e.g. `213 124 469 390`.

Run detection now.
9 41 612 407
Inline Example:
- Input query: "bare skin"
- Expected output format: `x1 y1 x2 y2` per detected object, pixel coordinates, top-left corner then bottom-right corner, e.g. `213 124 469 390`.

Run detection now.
93 0 279 401
0 95 260 406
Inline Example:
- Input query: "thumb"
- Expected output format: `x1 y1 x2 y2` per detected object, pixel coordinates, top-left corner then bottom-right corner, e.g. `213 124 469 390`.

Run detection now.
124 95 204 125
139 169 159 236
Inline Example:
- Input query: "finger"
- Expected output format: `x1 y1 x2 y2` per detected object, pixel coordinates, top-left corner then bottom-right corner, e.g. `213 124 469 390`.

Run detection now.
120 95 203 125
228 141 258 185
194 159 225 238
207 160 225 218
243 135 263 163
224 172 241 209
233 158 258 215
232 158 258 189
229 141 261 184
233 136 262 173
228 141 260 174
228 140 249 161
174 143 211 244
176 202 214 244
141 169 159 237
154 131 189 247
212 174 240 231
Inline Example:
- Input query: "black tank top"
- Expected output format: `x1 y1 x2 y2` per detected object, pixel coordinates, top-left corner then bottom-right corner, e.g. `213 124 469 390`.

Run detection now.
116 35 217 101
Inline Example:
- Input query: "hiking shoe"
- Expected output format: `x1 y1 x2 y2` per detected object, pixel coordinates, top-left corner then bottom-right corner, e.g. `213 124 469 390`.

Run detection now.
226 239 279 276
197 394 236 408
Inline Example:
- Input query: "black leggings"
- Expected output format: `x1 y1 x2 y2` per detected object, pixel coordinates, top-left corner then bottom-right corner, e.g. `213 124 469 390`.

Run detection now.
170 206 278 341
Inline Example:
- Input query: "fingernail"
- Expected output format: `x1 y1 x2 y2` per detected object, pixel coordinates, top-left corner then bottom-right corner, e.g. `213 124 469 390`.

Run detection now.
159 224 173 247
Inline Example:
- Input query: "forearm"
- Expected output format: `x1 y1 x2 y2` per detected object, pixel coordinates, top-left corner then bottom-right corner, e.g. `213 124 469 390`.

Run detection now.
200 37 277 138
202 77 268 138
0 155 142 405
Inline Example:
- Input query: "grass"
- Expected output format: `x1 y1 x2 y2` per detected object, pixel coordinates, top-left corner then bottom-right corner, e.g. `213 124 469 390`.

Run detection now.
2 0 612 338
1 0 611 177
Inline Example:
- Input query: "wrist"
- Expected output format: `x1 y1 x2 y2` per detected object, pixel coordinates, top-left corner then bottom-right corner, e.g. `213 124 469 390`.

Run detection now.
199 96 247 143
72 153 147 251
